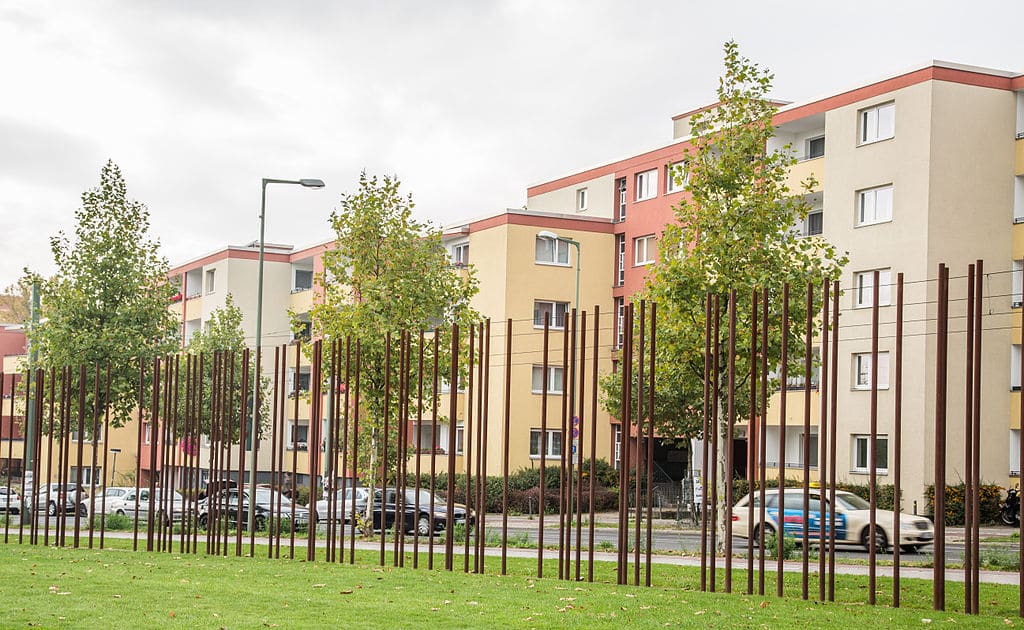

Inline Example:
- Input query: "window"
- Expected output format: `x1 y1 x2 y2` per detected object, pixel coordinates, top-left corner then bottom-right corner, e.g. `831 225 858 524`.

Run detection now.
531 366 564 394
293 269 313 292
613 425 622 469
806 136 825 159
288 422 309 450
143 422 152 445
415 423 437 452
665 161 687 194
287 367 311 395
1015 176 1024 223
69 466 102 486
1012 344 1021 391
615 235 626 286
1013 260 1023 307
535 236 569 265
530 428 562 458
205 269 216 294
634 235 656 266
617 178 627 221
615 297 625 349
292 319 312 343
853 269 892 308
859 102 895 144
71 425 103 443
533 300 568 329
452 242 469 267
853 351 890 390
635 169 657 201
857 185 893 226
804 208 823 236
455 424 465 455
576 188 588 212
852 435 888 474
800 433 819 468
1012 430 1021 477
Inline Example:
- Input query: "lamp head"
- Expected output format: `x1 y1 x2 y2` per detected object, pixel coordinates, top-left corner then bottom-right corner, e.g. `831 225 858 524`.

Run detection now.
537 230 559 240
299 179 326 188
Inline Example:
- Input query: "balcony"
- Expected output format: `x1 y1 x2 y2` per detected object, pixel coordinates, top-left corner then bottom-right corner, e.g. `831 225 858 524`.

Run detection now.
786 156 824 194
1016 136 1024 176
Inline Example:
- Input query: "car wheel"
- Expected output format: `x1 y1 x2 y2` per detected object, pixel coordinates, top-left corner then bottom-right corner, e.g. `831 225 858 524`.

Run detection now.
860 526 888 554
752 523 775 547
116 509 126 516
900 544 922 554
417 515 431 537
198 514 208 530
47 501 56 517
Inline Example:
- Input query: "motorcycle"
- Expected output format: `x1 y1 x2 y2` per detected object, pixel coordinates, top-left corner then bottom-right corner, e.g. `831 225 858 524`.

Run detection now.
1001 486 1020 526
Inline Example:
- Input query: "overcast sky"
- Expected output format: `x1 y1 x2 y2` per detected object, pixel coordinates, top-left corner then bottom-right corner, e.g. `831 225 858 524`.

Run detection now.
0 0 1020 288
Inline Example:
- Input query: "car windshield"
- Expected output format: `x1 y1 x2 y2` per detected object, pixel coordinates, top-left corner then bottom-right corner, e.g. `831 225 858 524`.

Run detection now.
404 489 434 505
252 489 291 507
836 493 871 511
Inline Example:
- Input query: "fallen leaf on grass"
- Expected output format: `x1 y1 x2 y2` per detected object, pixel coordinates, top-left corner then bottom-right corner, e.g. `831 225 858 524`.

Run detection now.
112 595 122 599
759 601 769 609
312 584 326 588
340 590 353 595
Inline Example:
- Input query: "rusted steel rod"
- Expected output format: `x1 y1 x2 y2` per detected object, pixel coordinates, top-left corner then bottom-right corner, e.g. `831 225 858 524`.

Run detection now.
501 319 512 575
588 306 600 583
777 285 789 598
801 283 812 601
725 292 736 594
934 263 949 611
644 303 656 588
828 280 839 601
818 281 830 602
700 296 711 592
759 288 769 596
893 273 904 607
964 266 976 613
747 290 757 596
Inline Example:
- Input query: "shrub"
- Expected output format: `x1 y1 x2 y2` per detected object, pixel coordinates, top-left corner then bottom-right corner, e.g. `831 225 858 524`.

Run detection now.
979 547 1019 571
95 513 131 531
924 483 1003 525
764 532 797 560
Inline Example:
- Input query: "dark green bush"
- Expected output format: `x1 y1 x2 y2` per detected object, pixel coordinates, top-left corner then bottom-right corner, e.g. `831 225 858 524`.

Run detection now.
925 483 1003 525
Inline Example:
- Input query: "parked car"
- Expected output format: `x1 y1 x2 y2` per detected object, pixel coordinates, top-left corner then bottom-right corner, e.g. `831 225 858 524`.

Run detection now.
196 487 308 531
311 486 369 524
0 486 20 515
365 487 474 536
731 488 934 553
113 488 185 525
34 483 89 517
87 486 134 515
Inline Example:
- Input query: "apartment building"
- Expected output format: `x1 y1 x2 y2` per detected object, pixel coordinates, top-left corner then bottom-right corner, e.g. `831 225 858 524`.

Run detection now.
525 61 1024 505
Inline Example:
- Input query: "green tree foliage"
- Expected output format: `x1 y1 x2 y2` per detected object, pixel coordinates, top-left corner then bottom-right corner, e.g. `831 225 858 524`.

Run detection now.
306 173 479 490
601 42 846 543
180 294 270 440
30 161 179 431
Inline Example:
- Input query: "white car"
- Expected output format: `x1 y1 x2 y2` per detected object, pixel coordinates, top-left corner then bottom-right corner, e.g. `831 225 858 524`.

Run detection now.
312 487 369 523
0 486 21 515
114 488 185 525
96 486 135 514
731 488 934 553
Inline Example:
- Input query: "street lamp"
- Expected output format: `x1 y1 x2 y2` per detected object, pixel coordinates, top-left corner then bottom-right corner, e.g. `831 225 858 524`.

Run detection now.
537 230 581 312
109 448 121 486
248 177 325 537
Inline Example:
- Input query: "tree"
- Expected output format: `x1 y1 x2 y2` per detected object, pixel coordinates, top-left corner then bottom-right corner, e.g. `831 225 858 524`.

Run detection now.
30 160 179 431
306 172 479 506
0 278 32 325
180 294 270 440
602 42 846 544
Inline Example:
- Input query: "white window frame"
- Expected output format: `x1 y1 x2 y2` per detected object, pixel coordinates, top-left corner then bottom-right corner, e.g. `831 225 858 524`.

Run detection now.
634 235 656 266
205 268 216 294
455 424 464 455
617 178 627 221
802 207 823 236
665 161 687 194
615 298 625 349
71 424 104 443
613 425 622 470
69 466 102 486
287 421 310 451
529 428 562 459
806 135 825 160
801 432 819 468
292 268 314 292
856 185 893 226
534 237 570 266
616 235 626 286
1012 344 1021 391
853 269 892 308
1011 429 1021 477
533 300 569 330
531 365 564 395
1013 260 1023 307
635 169 657 201
859 102 895 145
853 351 890 390
576 187 588 212
452 242 469 267
851 434 889 475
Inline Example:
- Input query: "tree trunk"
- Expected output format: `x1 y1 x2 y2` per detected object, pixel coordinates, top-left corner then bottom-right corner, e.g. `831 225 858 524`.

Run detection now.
716 397 728 553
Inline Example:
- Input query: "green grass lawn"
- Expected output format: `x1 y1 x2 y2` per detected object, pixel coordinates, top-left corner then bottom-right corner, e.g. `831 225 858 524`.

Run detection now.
0 541 1020 628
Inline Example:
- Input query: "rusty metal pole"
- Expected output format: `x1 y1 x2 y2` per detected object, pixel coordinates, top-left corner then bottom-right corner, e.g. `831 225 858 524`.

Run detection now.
725 291 736 593
618 304 633 586
802 282 813 601
934 263 949 611
501 319 512 575
413 332 423 569
964 266 975 612
445 324 459 571
645 304 655 587
634 301 645 587
351 340 361 565
464 326 475 573
759 288 769 597
893 273 904 607
777 285 789 598
576 311 587 582
480 320 491 575
428 332 438 570
747 290 757 596
818 281 829 602
710 296 720 593
588 306 600 583
700 296 711 592
1019 283 1024 619
971 261 983 615
382 334 391 567
539 314 550 578
868 270 880 605
828 280 839 601
560 315 570 581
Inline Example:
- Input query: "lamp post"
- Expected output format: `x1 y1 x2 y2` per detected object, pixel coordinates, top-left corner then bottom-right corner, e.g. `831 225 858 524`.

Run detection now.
109 448 121 486
248 177 325 536
537 230 581 312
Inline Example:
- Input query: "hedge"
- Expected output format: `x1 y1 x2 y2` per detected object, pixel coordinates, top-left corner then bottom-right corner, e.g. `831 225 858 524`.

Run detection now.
924 483 1003 526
